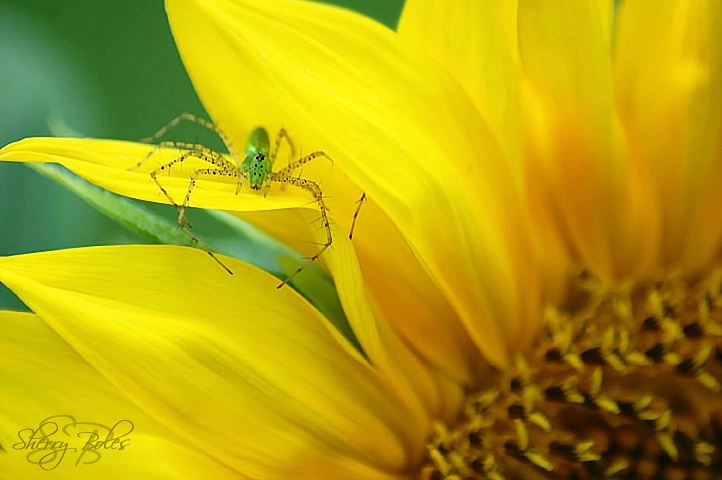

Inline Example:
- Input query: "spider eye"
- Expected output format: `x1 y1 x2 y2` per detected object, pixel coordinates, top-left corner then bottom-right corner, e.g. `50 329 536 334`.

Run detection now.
256 153 264 160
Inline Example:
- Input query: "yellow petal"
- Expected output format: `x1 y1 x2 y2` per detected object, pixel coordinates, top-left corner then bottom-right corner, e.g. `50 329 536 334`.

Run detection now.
231 137 482 383
0 246 422 477
341 199 483 385
0 311 238 479
397 1 575 309
237 199 482 386
230 154 482 383
322 220 466 426
398 0 523 162
518 0 659 281
0 137 321 213
615 0 722 274
166 0 542 367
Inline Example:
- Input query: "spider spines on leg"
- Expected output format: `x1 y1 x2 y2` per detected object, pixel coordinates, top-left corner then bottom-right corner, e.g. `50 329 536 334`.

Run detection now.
175 200 234 276
150 173 179 209
139 113 201 143
142 123 341 284
275 150 333 179
276 243 332 288
274 174 333 288
140 139 240 276
139 113 238 163
270 127 296 167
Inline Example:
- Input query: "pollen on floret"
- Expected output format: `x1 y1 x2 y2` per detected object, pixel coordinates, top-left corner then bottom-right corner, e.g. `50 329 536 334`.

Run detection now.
421 269 722 479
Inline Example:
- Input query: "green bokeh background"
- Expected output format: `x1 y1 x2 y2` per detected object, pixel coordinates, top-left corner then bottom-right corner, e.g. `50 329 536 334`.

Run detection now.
0 0 405 310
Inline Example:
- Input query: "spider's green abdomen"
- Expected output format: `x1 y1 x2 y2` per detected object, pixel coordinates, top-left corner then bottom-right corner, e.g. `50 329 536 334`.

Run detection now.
242 127 272 190
245 126 270 156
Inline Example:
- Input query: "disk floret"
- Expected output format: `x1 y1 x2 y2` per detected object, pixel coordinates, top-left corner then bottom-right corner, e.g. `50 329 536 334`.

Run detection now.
422 269 722 479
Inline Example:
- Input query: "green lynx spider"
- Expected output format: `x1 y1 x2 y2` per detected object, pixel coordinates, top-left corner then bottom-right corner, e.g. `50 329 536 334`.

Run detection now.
132 113 333 288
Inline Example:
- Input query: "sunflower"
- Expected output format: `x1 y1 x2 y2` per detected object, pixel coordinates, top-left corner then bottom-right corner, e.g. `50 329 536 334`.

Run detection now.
1 0 721 479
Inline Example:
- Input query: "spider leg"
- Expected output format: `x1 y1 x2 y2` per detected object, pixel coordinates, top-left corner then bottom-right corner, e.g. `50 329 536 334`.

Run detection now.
274 150 333 181
175 166 239 276
270 174 332 288
143 146 237 275
139 112 240 163
178 165 238 220
349 192 366 240
235 170 250 195
269 128 296 168
130 141 236 172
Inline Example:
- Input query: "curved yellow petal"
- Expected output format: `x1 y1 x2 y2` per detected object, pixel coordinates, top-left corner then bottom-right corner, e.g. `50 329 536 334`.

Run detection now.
341 199 482 385
230 154 483 383
166 0 542 367
230 135 482 383
0 311 238 479
0 137 321 213
275 214 470 432
518 0 659 281
398 0 523 162
397 1 575 308
237 198 482 386
0 246 422 477
615 0 722 275
320 221 465 428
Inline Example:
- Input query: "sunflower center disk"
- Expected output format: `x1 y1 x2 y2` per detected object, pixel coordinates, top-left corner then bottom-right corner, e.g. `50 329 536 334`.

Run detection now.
422 270 722 479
